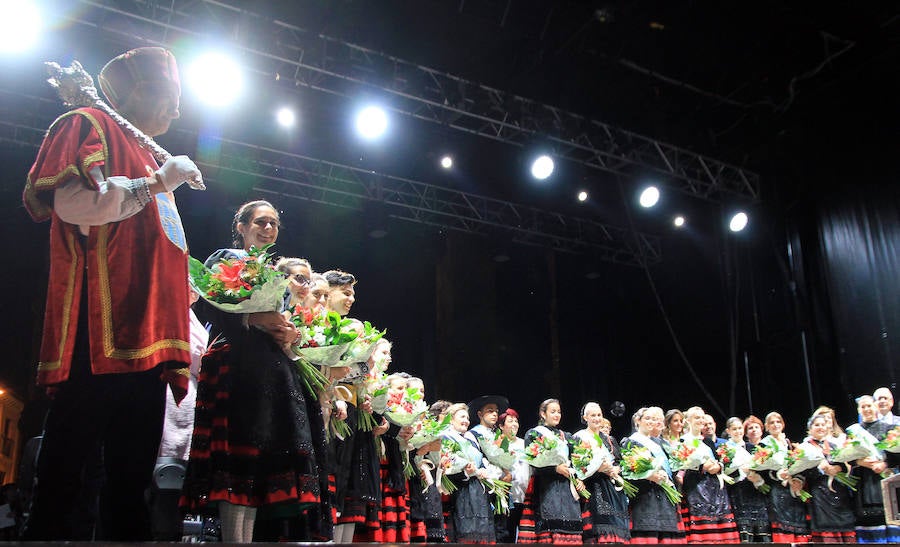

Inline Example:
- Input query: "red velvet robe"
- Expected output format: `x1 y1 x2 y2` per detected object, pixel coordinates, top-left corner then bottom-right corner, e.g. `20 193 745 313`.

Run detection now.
23 107 191 386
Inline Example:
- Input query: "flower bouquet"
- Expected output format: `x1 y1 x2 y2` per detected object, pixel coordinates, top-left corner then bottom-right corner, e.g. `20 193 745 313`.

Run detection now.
669 437 711 472
284 304 329 396
189 244 289 313
478 429 519 470
827 429 882 490
747 438 784 494
523 432 568 468
831 430 880 463
339 320 386 365
384 385 428 427
409 413 453 450
716 443 752 478
568 438 594 499
875 426 900 453
523 431 588 499
356 365 390 432
574 431 637 496
438 437 471 494
782 442 824 502
620 442 681 504
292 310 359 367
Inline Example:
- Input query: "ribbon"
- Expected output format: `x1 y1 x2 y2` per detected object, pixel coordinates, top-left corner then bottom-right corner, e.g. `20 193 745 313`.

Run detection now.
418 458 436 491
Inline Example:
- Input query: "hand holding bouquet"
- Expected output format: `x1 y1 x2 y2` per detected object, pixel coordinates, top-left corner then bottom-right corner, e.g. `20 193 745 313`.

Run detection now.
438 437 471 493
716 443 752 480
566 439 593 499
875 426 900 453
782 442 824 502
669 437 712 472
620 443 680 504
523 432 567 468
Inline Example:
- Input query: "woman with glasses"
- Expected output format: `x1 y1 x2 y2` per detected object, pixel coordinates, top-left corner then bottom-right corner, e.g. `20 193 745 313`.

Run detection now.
275 257 313 311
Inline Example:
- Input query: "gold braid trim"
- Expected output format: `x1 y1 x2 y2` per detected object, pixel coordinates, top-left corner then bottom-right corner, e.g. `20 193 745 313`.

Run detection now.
96 226 190 360
37 231 79 372
24 110 110 221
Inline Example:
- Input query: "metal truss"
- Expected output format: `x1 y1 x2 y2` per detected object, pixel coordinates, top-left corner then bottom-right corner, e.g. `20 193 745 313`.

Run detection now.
0 88 661 266
67 0 760 203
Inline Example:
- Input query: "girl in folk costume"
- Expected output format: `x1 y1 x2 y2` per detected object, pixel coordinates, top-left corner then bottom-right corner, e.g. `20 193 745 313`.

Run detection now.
328 270 383 544
407 400 449 543
674 406 739 543
761 411 811 543
182 201 322 543
442 402 496 543
367 368 415 544
518 399 584 544
622 406 685 544
723 416 771 543
800 414 856 543
575 402 630 543
267 258 333 542
849 395 900 543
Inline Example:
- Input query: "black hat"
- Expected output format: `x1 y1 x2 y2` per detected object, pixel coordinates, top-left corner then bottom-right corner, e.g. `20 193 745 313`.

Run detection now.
467 395 509 426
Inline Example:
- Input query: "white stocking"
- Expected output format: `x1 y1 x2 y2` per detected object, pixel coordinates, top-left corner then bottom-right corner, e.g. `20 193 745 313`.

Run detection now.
219 502 243 543
334 522 356 543
241 506 257 543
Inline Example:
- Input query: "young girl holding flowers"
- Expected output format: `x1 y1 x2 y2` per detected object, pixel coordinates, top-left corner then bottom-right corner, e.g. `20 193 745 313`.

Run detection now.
576 402 630 543
325 270 383 543
722 416 770 543
761 411 810 543
518 399 583 544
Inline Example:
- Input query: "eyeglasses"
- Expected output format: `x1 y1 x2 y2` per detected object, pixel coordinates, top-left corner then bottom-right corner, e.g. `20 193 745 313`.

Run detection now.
253 217 281 229
290 274 310 286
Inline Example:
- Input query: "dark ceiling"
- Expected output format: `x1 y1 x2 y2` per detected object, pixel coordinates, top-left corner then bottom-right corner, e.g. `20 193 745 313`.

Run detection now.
252 0 898 176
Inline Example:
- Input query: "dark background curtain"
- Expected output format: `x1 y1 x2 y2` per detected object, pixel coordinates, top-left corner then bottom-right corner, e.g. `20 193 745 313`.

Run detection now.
802 184 900 417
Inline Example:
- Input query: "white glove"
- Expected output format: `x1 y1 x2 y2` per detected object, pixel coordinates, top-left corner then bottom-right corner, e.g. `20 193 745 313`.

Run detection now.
155 155 202 192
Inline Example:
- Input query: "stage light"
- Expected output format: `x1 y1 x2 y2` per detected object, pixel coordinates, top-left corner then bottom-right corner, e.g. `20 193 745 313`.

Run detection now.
577 191 588 202
729 211 748 232
440 155 453 169
356 106 388 140
276 107 295 128
186 52 244 107
0 0 40 53
639 186 660 208
673 215 685 228
530 154 554 180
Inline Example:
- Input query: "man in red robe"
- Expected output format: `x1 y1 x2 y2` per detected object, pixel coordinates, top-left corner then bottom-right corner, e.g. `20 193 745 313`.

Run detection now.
21 47 202 541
